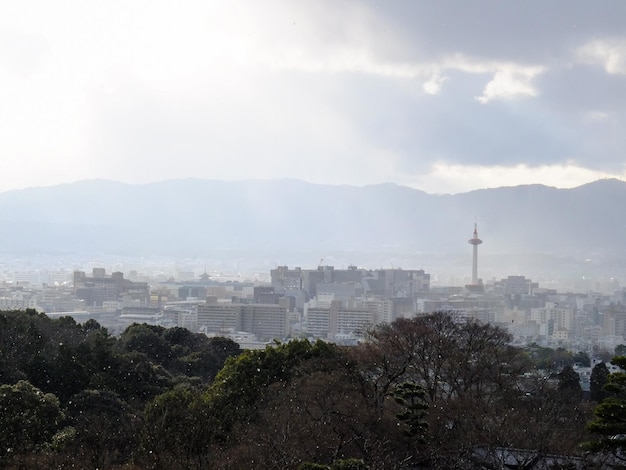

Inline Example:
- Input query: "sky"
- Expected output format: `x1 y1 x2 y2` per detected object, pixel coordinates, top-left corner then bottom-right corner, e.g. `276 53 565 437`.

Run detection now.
1 0 625 195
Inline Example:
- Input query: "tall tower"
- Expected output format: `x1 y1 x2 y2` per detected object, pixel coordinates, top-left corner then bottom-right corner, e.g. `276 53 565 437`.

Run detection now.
468 223 483 285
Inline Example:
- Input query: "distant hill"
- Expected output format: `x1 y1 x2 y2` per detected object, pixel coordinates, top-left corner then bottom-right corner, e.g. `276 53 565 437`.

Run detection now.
0 178 624 261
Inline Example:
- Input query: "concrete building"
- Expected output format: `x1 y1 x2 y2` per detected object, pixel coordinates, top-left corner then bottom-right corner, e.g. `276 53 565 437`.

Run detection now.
304 300 373 340
197 299 289 340
253 286 282 304
530 302 574 338
73 268 149 307
178 285 207 301
241 303 290 340
270 265 303 291
270 265 430 308
197 301 241 333
494 275 539 296
0 296 38 310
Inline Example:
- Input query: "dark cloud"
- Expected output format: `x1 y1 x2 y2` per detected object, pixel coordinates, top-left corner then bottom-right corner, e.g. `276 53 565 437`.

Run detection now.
539 65 626 114
323 69 577 171
303 0 626 175
360 0 626 63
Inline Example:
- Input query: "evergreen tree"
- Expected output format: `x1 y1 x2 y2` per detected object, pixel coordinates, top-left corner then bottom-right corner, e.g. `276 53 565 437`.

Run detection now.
590 362 610 403
588 357 626 453
393 381 429 442
0 381 64 461
615 344 626 357
557 365 583 405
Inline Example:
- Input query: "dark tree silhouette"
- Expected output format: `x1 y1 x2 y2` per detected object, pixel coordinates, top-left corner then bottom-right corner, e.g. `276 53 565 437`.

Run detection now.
590 362 610 403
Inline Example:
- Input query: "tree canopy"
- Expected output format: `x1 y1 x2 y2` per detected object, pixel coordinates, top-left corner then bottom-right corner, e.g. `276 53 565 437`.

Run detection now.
0 309 602 468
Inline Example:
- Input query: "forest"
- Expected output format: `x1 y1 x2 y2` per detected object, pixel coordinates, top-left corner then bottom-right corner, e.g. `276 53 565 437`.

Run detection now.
0 309 625 469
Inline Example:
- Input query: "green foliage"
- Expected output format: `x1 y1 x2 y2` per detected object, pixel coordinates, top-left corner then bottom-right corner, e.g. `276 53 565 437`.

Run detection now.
557 366 583 401
295 458 369 470
587 356 626 452
0 380 64 460
24 344 91 403
141 386 215 469
63 389 139 468
588 397 626 436
331 458 369 469
118 323 242 381
0 310 118 401
590 362 610 403
525 343 574 371
88 350 172 405
118 323 171 362
0 310 600 467
172 336 242 381
393 381 428 441
612 355 626 371
298 464 330 470
207 338 339 435
0 309 56 383
615 344 626 356
0 311 240 466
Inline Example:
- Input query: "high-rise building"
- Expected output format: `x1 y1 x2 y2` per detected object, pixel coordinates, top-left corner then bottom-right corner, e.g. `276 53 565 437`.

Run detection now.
304 300 372 340
271 265 430 303
197 299 289 340
73 268 149 307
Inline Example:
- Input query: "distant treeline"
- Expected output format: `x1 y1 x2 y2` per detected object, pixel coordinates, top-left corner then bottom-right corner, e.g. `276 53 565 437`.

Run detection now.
0 309 623 469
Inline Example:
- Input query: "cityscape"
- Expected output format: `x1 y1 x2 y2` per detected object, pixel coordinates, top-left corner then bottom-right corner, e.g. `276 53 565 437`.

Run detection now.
3 1 626 467
3 222 624 365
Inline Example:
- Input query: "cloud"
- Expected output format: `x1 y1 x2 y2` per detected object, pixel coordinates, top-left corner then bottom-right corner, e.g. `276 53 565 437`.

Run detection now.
475 65 544 104
423 75 448 95
0 0 626 195
577 38 626 74
408 162 621 195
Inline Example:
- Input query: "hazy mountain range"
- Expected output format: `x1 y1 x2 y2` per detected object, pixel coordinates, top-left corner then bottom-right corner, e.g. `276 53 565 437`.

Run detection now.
0 178 624 269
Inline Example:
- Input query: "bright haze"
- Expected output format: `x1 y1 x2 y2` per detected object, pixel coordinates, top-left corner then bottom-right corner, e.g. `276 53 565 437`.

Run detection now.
1 1 625 194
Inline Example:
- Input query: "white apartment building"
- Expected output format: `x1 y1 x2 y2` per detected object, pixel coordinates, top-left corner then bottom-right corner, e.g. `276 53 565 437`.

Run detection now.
197 301 289 340
304 300 372 339
530 302 574 338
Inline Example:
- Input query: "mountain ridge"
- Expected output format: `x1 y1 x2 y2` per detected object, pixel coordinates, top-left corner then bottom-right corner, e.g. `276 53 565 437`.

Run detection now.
0 178 624 259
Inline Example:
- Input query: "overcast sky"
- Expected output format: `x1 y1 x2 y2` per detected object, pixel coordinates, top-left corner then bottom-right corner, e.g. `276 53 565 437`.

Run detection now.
1 0 625 194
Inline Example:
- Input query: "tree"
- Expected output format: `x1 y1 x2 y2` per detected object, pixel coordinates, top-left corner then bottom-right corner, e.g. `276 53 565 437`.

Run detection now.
172 336 242 381
590 362 610 403
0 381 64 461
118 323 171 364
24 344 91 403
331 459 369 469
62 389 139 468
526 344 573 372
357 312 596 464
588 356 626 455
86 349 171 407
505 373 591 455
393 382 428 443
141 386 215 470
215 347 409 469
558 365 583 403
206 338 339 438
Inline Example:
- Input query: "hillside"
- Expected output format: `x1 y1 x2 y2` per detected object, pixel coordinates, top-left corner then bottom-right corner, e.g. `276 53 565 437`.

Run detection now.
0 178 624 261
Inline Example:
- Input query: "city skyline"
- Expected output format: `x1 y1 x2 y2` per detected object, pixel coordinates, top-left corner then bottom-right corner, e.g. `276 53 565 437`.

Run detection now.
0 1 625 194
